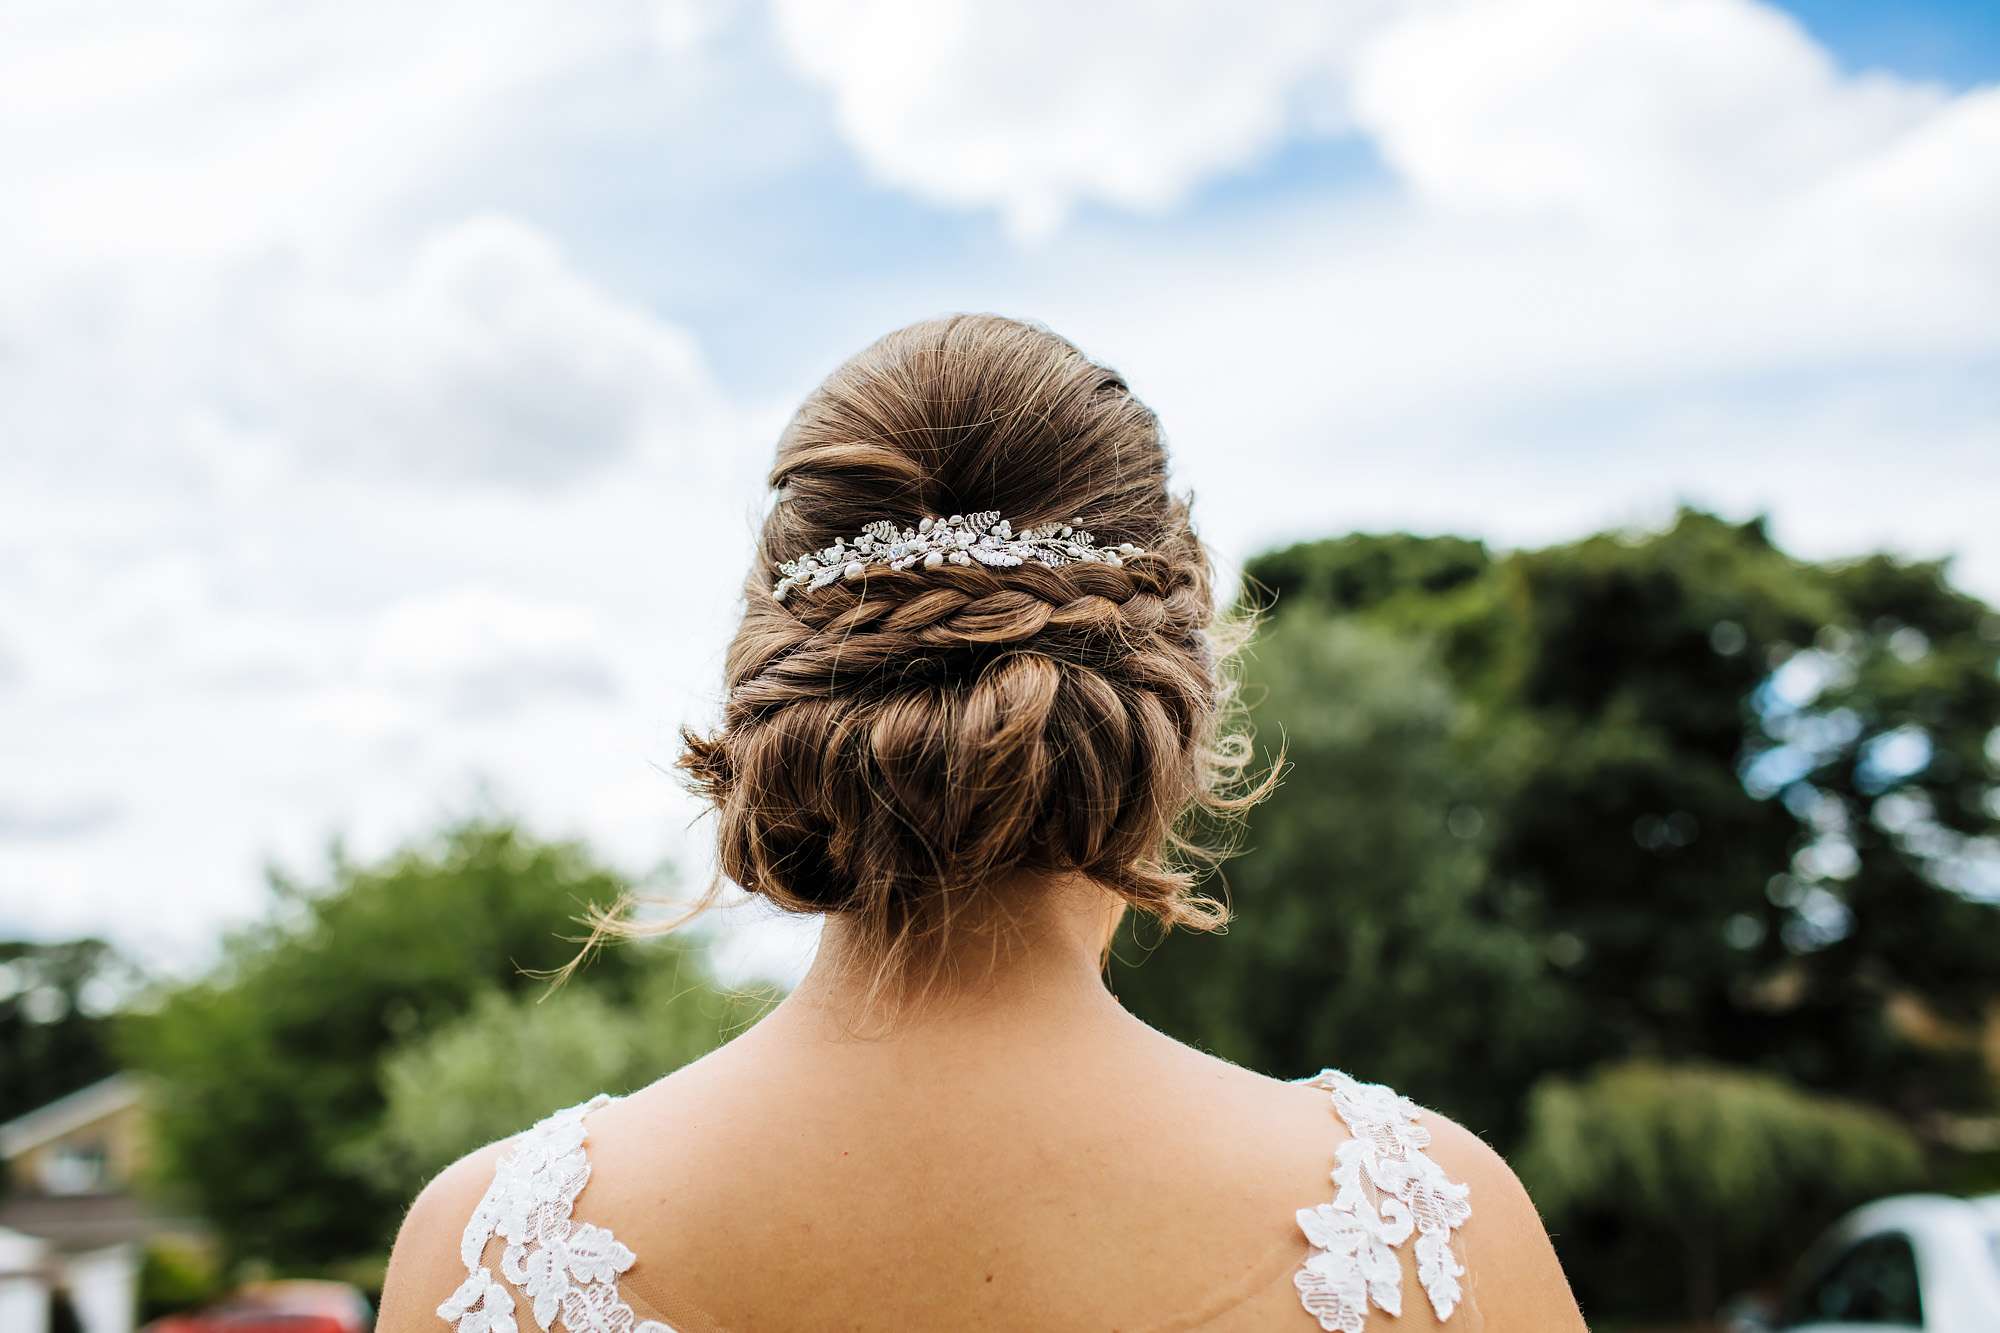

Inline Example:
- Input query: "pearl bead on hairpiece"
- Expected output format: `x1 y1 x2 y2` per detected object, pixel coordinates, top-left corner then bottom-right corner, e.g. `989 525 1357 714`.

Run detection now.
771 511 1143 602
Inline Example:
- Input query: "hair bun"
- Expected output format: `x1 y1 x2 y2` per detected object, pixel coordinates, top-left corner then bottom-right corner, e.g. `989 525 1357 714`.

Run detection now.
680 314 1266 981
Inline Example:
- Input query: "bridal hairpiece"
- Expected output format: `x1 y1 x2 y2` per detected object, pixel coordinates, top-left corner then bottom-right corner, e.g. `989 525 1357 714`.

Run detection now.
771 511 1143 602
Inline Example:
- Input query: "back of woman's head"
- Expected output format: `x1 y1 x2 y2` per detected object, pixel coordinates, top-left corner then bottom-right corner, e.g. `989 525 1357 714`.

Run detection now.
682 314 1261 984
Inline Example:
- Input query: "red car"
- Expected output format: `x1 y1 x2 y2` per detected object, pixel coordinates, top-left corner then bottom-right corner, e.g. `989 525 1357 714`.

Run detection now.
142 1280 373 1333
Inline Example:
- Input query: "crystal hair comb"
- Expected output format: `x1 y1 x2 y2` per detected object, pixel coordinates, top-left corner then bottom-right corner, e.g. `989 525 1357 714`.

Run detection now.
771 511 1144 602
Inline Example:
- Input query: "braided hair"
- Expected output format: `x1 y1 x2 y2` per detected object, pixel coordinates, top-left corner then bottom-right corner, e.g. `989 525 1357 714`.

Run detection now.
680 314 1267 984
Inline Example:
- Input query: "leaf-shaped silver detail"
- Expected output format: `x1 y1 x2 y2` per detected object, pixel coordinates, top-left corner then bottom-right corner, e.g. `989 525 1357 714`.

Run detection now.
769 513 1144 600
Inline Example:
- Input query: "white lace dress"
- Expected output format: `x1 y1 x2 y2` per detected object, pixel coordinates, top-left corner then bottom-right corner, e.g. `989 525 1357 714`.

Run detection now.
435 1068 1471 1333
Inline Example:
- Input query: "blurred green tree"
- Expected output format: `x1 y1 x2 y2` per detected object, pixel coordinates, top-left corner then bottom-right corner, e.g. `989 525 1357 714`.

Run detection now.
120 818 727 1269
0 937 141 1123
1517 1061 1923 1319
357 969 768 1192
1115 509 2000 1137
1475 514 2000 1121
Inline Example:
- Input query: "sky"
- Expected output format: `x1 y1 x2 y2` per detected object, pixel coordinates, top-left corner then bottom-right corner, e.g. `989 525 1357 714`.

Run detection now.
4 0 1997 980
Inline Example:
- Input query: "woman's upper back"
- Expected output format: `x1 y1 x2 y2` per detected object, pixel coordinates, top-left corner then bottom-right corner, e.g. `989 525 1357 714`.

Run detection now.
384 1000 1583 1333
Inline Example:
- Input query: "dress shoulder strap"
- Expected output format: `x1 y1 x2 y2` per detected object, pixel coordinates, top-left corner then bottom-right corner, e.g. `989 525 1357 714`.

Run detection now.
435 1093 676 1333
1292 1069 1473 1333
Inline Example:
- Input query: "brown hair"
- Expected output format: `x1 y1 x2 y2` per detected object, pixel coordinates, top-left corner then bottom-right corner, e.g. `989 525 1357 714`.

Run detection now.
603 315 1266 989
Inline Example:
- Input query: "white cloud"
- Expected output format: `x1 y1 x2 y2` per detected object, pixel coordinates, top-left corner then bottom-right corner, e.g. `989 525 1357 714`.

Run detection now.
364 587 622 719
774 0 1996 571
0 796 127 842
1351 0 1941 222
658 0 744 54
249 218 726 486
2 0 652 269
769 0 1396 238
772 0 1997 252
0 207 762 964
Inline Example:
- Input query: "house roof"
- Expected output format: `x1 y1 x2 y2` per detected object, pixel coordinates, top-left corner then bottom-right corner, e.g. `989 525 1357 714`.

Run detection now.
0 1192 206 1252
0 1075 142 1159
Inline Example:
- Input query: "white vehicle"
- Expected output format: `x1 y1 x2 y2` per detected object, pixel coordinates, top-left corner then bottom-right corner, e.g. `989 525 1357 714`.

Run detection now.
1726 1193 2000 1332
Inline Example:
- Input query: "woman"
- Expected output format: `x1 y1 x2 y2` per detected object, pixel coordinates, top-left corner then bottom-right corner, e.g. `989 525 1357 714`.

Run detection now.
380 315 1587 1331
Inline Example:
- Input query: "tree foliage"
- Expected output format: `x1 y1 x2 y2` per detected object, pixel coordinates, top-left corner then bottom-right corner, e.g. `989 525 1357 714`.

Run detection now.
0 936 140 1124
1517 1061 1923 1319
359 970 768 1192
120 819 727 1269
1119 509 2000 1127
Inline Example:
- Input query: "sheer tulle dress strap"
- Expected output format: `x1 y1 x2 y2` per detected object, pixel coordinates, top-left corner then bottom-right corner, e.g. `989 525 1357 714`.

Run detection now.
435 1094 678 1333
1291 1069 1473 1333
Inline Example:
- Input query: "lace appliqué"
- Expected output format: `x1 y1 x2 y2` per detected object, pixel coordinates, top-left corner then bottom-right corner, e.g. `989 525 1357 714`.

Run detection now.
437 1094 675 1333
1293 1070 1471 1332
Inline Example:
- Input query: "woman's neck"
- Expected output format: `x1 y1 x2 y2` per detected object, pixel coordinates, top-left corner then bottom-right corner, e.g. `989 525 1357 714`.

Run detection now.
756 871 1141 1047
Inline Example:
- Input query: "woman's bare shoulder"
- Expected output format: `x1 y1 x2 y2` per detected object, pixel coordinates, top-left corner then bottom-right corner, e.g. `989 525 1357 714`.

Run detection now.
376 1140 509 1333
1218 1058 1587 1333
1414 1109 1590 1333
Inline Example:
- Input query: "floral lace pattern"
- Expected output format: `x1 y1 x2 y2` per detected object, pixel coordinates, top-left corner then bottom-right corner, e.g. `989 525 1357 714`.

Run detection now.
1293 1070 1472 1332
438 1094 675 1333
